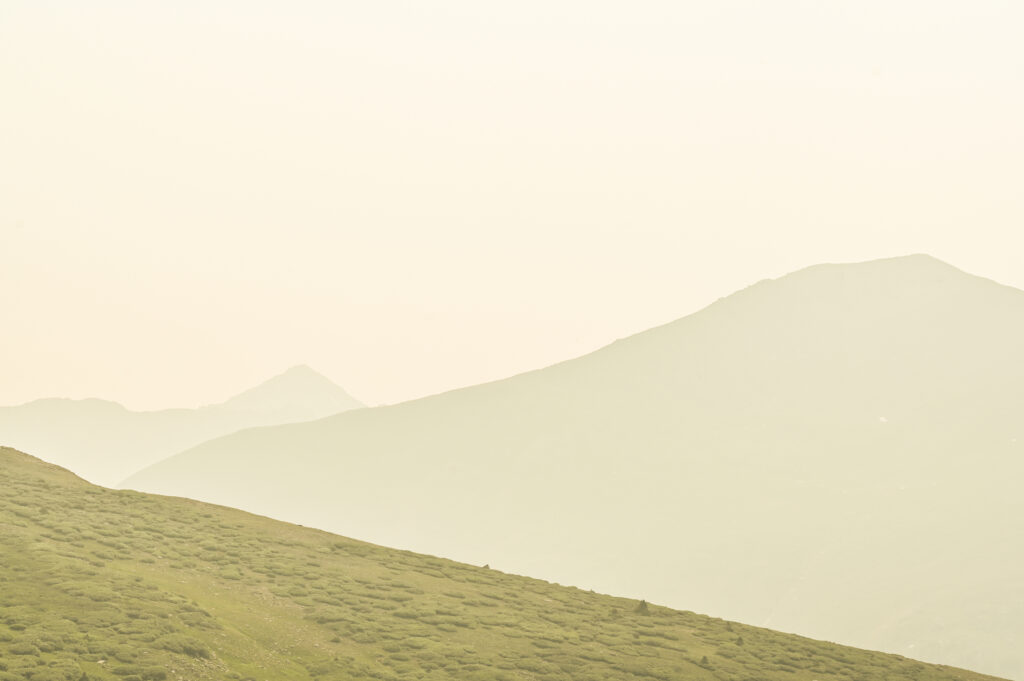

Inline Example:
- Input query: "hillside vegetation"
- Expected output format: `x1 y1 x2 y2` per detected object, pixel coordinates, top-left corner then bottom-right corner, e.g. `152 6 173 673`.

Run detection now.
121 255 1024 679
0 446 1002 681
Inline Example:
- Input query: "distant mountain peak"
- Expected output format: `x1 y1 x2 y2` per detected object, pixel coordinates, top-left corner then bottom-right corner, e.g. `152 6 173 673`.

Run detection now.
215 366 363 416
885 252 945 263
264 364 333 385
0 367 364 488
794 253 963 278
20 396 128 411
731 253 989 305
280 363 319 377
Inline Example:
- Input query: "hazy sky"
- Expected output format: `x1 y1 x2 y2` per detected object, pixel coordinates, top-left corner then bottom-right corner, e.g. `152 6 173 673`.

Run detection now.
2 1 1022 409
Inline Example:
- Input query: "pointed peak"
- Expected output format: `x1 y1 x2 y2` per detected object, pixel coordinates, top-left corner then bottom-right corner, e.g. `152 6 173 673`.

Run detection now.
255 365 338 389
215 365 363 416
903 252 945 262
237 365 340 393
281 364 320 377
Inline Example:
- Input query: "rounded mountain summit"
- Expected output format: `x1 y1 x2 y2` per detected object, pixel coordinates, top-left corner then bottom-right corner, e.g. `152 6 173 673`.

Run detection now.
123 254 1024 680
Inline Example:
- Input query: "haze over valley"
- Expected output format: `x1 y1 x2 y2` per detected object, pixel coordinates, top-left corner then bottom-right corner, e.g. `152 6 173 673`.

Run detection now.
0 365 362 486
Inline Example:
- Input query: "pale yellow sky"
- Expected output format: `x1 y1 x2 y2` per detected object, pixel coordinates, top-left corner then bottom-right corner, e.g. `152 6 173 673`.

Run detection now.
2 1 1022 409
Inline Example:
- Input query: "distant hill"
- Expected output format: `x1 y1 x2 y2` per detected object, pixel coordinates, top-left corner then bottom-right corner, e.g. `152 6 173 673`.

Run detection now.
123 255 1024 679
0 447 1005 681
0 365 362 486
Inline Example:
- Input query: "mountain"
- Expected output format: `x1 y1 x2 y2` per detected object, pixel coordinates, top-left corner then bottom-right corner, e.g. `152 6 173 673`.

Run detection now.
0 365 363 486
0 446 1005 681
215 364 363 417
121 255 1024 679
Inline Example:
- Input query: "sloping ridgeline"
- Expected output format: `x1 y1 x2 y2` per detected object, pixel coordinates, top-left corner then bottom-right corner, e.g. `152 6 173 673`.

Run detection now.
0 447 1001 681
121 255 1024 679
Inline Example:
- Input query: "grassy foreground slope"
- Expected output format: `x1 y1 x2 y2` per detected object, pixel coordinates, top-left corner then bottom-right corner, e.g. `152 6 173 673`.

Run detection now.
0 447 1001 681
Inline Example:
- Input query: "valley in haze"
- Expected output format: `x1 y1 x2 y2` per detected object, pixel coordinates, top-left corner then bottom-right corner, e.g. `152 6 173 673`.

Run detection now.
122 255 1024 680
0 365 362 487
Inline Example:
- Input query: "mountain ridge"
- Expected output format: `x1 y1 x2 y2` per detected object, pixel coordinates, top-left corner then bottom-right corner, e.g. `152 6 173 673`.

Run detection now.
0 365 363 486
122 255 1024 679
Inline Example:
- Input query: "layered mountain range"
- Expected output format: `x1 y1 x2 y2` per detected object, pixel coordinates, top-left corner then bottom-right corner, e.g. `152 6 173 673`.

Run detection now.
0 365 362 486
122 255 1024 679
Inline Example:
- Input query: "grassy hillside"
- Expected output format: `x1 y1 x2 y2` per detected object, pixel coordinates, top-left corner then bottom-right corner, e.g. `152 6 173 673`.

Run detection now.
0 365 362 487
0 446 1002 681
120 255 1024 679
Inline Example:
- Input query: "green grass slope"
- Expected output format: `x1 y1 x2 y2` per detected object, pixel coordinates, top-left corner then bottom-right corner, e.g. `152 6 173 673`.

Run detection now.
0 447 1002 681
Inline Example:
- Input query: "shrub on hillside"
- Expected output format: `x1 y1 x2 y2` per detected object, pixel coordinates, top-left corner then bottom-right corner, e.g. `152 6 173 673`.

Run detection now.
8 641 39 655
154 633 210 659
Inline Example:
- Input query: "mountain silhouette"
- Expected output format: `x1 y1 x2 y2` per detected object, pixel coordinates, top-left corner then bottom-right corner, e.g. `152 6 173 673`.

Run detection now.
0 365 363 486
216 364 362 415
121 255 1024 679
